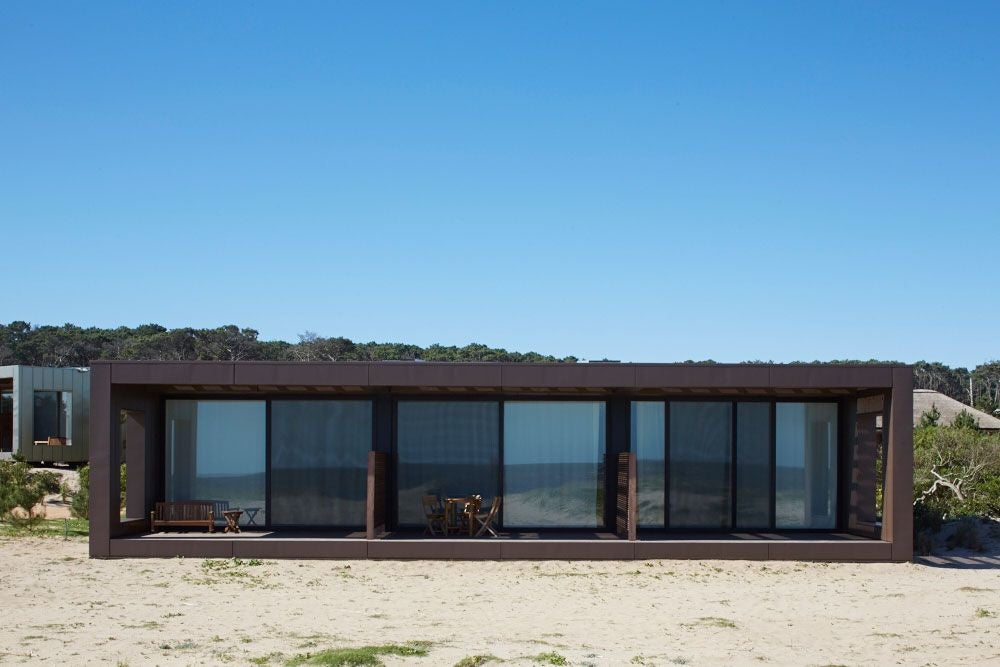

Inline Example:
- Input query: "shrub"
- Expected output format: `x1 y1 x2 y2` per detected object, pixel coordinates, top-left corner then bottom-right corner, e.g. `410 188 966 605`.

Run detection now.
913 426 1000 519
71 465 90 520
946 517 985 552
120 463 127 510
0 456 50 528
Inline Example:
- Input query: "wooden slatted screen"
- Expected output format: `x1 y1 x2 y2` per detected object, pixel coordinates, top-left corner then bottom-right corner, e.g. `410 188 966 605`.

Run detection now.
848 413 881 538
616 452 637 541
366 451 388 539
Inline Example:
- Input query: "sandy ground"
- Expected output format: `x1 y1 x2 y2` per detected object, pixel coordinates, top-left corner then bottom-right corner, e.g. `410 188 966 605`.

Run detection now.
1 534 999 667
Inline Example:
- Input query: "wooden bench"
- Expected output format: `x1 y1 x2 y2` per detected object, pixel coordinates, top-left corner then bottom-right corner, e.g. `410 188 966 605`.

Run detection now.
150 501 215 533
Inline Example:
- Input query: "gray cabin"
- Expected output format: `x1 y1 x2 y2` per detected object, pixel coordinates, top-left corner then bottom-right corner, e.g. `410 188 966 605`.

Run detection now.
0 366 90 464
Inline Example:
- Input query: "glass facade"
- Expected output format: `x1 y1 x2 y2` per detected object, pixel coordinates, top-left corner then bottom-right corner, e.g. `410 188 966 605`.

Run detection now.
503 401 606 528
270 401 372 527
633 400 839 532
165 400 266 526
33 391 71 443
631 401 665 527
776 403 838 529
1 391 12 453
669 402 732 529
736 402 771 528
155 395 839 533
396 401 500 527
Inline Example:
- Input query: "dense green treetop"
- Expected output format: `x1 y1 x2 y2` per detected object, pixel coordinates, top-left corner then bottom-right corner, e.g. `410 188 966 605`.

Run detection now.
1 321 997 412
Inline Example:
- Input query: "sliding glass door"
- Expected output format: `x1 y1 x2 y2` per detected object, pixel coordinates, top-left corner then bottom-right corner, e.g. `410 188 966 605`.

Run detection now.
503 401 606 528
270 400 372 527
396 401 500 527
632 400 836 531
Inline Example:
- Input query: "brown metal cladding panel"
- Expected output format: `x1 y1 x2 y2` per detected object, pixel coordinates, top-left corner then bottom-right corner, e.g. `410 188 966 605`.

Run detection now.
110 362 235 386
634 365 770 389
634 541 769 560
233 363 370 387
886 368 914 561
370 363 502 388
109 538 235 558
233 540 368 559
499 540 635 560
502 364 635 389
766 540 892 561
367 540 501 560
88 363 112 558
768 366 894 389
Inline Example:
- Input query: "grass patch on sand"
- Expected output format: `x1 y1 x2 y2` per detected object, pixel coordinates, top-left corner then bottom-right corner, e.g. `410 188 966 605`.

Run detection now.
0 518 89 538
685 617 737 629
455 656 501 667
286 642 430 666
532 652 567 665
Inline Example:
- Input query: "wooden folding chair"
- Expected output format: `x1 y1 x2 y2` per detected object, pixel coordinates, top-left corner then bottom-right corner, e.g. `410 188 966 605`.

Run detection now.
473 496 501 537
421 495 446 536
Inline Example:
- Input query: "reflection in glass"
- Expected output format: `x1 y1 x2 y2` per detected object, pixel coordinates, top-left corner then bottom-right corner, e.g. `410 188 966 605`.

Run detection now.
165 400 266 526
631 402 665 527
736 402 771 528
33 391 71 443
503 401 606 528
396 402 499 527
776 403 838 529
0 391 12 453
669 402 732 529
271 401 372 526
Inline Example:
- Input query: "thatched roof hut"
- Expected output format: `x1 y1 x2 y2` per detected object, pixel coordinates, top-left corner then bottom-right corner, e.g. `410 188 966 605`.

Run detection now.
913 389 1000 430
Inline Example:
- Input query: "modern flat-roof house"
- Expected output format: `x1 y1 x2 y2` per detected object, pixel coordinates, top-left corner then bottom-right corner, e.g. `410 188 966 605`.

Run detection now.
89 361 913 561
1 365 90 464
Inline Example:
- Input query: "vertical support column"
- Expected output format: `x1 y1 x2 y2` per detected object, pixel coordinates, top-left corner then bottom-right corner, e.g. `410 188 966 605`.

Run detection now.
123 411 146 520
373 394 394 529
88 364 112 558
606 397 629 532
883 367 913 561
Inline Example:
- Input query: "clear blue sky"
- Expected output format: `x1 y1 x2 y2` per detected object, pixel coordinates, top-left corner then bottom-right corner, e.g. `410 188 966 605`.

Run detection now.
2 3 997 368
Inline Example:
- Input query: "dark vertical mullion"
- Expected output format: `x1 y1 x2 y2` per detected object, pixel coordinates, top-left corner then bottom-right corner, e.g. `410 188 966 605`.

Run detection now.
663 400 670 529
389 397 398 530
264 399 272 530
769 401 777 530
731 401 738 530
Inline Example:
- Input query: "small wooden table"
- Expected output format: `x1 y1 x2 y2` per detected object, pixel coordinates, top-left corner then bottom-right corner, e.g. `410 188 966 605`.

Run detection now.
444 497 480 536
222 509 243 534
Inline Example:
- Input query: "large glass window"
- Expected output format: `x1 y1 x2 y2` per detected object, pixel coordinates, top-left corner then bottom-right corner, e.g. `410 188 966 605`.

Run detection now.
503 401 606 528
631 401 665 527
669 402 732 529
271 401 372 527
736 402 771 529
165 400 266 526
33 391 71 444
1 391 12 453
776 403 838 529
396 401 500 527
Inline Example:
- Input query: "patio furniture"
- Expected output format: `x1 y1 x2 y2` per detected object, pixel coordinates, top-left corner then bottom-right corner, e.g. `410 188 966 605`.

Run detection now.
421 495 446 536
444 495 482 536
222 509 243 534
150 501 214 533
243 507 262 526
473 496 502 537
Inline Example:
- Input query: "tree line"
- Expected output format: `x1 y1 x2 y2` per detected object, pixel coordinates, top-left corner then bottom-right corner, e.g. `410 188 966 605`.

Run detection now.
0 321 578 367
1 321 997 415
